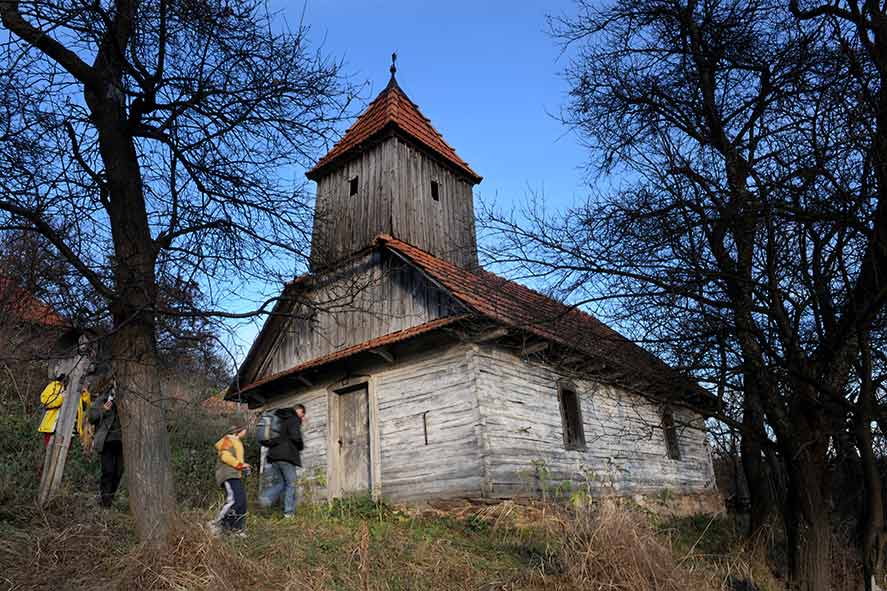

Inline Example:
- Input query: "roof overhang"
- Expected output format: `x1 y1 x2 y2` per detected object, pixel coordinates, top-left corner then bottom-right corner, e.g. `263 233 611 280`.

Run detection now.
226 314 470 406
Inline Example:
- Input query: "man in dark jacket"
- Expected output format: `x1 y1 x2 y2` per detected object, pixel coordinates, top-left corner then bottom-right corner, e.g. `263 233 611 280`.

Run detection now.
87 386 123 508
258 404 304 517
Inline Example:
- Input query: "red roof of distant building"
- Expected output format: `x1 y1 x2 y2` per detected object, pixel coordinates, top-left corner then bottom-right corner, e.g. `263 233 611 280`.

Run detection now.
306 77 482 183
0 276 66 327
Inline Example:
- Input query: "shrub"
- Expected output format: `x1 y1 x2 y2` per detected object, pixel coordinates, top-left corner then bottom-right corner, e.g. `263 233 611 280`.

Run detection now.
557 503 713 590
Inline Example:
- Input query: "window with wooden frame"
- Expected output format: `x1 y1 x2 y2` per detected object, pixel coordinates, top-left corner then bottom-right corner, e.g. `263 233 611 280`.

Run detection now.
430 179 440 201
557 382 586 450
662 408 681 460
349 176 359 196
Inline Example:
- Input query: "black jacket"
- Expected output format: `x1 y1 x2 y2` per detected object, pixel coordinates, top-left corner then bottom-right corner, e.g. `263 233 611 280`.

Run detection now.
267 408 303 466
87 392 121 453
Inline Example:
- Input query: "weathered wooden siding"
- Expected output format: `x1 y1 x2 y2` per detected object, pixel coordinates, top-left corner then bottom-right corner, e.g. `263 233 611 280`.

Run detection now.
264 343 483 502
263 387 331 501
312 136 477 269
473 345 715 498
374 343 482 501
256 250 462 380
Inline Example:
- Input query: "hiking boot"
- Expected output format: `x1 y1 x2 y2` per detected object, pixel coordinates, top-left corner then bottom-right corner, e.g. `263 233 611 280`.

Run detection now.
206 521 222 536
233 530 247 538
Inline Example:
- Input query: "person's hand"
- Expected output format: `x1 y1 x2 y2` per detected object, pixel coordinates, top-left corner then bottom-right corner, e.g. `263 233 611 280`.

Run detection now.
242 464 252 477
102 400 113 411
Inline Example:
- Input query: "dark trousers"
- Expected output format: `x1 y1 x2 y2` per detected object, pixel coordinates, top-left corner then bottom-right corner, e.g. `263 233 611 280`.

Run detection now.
217 478 247 531
100 440 124 507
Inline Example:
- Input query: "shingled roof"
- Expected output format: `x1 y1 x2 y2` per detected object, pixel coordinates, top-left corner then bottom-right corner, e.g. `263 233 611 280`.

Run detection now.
229 235 713 410
375 235 712 408
306 76 482 183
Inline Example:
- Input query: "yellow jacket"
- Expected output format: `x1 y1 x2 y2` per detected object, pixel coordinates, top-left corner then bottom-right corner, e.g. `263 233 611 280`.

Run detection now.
38 381 91 436
37 380 64 433
214 435 246 485
77 389 92 445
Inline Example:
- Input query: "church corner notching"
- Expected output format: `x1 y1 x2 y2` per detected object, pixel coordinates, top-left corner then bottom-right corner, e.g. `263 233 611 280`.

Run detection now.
228 70 719 505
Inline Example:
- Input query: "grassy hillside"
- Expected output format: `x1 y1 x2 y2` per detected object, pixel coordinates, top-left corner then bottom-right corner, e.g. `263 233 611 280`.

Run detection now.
1 494 786 591
0 399 860 591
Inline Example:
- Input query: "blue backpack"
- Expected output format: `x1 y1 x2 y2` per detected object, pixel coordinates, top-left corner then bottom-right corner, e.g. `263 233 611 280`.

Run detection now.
256 410 282 446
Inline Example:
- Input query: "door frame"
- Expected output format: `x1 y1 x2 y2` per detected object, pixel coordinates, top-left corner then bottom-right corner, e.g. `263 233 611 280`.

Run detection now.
326 376 381 500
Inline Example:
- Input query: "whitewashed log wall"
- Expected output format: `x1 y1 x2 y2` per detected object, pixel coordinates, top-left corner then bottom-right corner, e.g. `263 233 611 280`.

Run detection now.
261 341 714 504
473 345 715 498
312 136 478 269
266 344 483 502
256 250 461 379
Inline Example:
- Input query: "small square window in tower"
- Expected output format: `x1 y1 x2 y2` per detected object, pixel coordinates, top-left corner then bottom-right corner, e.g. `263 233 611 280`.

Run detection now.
558 383 586 450
430 179 440 201
349 176 359 196
662 409 681 460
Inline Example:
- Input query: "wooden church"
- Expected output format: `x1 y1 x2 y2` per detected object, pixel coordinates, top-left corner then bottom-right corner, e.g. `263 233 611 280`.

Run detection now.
229 64 717 503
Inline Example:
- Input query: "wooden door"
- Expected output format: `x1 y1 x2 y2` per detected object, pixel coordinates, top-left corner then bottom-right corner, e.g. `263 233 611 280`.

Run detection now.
338 384 371 494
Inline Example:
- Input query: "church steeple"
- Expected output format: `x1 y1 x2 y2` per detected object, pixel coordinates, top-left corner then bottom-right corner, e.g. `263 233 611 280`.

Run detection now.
307 61 481 271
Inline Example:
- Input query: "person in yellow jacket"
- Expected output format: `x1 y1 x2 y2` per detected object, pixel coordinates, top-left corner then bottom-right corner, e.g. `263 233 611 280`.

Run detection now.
208 425 251 536
38 374 68 447
76 386 93 451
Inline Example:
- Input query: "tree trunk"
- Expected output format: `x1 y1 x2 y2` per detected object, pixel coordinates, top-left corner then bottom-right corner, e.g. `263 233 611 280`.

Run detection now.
784 435 832 591
88 77 177 544
857 337 887 590
111 321 176 543
741 383 772 537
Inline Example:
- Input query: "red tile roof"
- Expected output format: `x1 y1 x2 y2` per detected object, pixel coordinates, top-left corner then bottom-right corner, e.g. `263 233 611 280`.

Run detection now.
375 235 710 404
0 276 66 327
306 77 482 183
229 315 470 400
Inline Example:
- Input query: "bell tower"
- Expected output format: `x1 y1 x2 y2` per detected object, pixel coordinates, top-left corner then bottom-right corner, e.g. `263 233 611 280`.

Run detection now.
307 57 482 270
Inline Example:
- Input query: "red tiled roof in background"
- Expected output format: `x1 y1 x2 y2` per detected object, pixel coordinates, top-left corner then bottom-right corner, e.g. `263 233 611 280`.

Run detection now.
0 276 66 327
375 235 707 401
306 77 482 183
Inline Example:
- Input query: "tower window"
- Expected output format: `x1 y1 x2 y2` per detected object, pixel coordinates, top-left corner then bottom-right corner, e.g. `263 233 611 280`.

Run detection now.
430 180 440 201
662 409 681 460
349 176 359 196
558 382 585 450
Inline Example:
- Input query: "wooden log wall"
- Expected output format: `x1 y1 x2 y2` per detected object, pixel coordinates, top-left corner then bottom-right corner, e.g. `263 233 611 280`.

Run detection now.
472 345 716 498
264 342 484 502
256 250 461 380
311 136 478 270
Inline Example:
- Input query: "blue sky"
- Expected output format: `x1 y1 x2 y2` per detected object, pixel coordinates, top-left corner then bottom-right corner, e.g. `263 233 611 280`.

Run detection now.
226 0 590 362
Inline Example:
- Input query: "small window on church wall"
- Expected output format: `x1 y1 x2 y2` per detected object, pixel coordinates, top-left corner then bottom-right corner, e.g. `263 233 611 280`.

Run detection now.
558 383 585 450
662 409 681 460
430 179 440 201
349 176 359 196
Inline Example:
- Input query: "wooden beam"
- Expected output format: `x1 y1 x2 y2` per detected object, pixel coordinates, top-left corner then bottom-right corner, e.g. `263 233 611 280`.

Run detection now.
297 375 313 387
39 336 92 505
369 347 395 363
522 342 549 355
474 327 509 343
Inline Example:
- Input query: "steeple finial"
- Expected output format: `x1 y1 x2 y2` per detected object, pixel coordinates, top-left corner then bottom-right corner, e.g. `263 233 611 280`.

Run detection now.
389 51 397 80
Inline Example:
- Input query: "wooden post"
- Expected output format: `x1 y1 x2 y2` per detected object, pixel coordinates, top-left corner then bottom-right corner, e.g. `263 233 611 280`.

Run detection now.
38 335 92 505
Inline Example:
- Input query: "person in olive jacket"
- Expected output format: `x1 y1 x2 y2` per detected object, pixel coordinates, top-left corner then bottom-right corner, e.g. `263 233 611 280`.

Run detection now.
87 383 123 508
208 424 251 536
258 404 305 518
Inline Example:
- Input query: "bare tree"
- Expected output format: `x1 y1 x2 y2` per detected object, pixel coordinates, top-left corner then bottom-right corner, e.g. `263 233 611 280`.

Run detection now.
482 0 887 589
0 0 354 543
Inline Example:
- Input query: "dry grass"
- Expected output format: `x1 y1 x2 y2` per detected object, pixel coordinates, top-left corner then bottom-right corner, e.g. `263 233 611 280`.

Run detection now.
0 496 858 591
